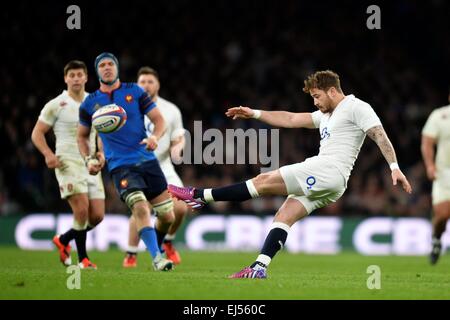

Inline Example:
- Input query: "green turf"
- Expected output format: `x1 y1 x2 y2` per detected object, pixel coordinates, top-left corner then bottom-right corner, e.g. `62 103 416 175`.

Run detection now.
0 246 449 299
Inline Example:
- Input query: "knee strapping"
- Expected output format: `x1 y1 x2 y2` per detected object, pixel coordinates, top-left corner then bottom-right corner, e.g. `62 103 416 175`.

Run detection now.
153 199 174 217
125 191 147 209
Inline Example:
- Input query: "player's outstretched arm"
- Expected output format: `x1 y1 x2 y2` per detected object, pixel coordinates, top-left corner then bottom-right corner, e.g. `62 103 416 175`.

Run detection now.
366 125 412 194
225 106 315 128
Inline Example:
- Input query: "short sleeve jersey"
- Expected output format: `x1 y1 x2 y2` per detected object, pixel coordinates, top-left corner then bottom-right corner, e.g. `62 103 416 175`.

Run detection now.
310 94 382 181
79 82 157 171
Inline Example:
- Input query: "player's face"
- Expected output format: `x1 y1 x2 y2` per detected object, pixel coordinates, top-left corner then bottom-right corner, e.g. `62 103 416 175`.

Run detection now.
137 74 160 96
98 59 118 84
64 68 87 92
310 88 334 113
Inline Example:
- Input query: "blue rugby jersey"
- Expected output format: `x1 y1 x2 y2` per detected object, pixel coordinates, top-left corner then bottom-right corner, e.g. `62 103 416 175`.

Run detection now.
79 82 157 171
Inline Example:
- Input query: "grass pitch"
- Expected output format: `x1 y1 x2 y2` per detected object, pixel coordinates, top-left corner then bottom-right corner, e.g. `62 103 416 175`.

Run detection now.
0 246 449 300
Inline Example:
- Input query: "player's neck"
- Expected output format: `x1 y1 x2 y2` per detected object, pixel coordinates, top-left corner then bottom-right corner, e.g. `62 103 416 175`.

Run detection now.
68 89 85 103
100 80 121 93
331 93 346 110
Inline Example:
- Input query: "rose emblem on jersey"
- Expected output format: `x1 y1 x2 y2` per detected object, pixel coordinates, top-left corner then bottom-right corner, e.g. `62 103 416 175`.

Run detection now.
320 127 331 140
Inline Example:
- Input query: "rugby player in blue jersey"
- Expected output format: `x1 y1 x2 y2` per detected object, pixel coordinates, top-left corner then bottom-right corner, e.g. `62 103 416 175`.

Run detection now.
77 52 175 271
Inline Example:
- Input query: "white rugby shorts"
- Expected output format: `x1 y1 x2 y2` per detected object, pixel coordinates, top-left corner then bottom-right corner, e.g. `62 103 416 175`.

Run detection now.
54 156 105 200
432 178 450 205
279 156 346 214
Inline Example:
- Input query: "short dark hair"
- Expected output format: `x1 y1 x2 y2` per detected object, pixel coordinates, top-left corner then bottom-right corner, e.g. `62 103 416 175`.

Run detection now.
137 66 159 80
303 70 342 93
64 60 88 76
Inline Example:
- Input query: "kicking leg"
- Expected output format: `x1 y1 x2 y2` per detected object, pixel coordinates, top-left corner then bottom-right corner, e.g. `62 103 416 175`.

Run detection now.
229 198 308 279
168 169 289 209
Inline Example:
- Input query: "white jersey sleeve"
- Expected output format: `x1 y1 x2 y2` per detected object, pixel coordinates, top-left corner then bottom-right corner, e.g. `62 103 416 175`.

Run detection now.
38 99 60 127
311 110 323 128
352 102 382 132
422 109 440 139
170 106 186 141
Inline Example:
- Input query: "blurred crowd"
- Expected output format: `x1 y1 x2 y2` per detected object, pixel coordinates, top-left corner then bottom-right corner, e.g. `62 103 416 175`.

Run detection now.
1 0 449 217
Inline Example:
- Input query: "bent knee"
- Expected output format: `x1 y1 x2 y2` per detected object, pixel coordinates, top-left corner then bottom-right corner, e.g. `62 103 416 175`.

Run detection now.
252 172 274 194
159 211 175 225
132 200 150 218
73 206 89 221
174 200 189 216
153 198 174 221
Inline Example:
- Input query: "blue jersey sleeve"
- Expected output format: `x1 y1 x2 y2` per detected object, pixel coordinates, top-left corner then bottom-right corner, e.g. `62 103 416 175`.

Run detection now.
136 84 156 115
79 99 92 127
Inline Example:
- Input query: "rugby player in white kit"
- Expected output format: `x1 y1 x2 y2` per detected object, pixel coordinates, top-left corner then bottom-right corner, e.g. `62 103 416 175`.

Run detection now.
168 70 412 278
31 60 105 269
421 89 450 265
123 67 189 267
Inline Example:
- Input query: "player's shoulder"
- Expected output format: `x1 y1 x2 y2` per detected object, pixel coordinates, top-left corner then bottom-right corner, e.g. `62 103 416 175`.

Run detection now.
347 95 374 114
429 104 450 119
44 91 67 109
122 82 142 92
349 94 370 106
84 90 100 102
158 96 180 111
123 82 135 89
435 104 450 113
80 91 102 111
121 82 146 97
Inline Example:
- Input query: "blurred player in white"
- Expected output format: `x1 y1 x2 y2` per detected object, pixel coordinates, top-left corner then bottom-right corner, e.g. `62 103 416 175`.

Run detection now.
421 88 450 265
169 70 412 278
31 60 105 269
123 66 189 267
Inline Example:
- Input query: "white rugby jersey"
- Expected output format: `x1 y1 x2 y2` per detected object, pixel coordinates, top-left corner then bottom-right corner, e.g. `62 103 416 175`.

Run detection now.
38 90 96 158
145 96 185 167
311 94 382 182
422 105 450 171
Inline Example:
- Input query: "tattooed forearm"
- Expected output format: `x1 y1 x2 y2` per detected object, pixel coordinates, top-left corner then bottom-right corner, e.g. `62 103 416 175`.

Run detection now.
366 125 398 165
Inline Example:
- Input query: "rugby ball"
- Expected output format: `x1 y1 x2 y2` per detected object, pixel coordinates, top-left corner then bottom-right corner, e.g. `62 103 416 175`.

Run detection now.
92 104 127 133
